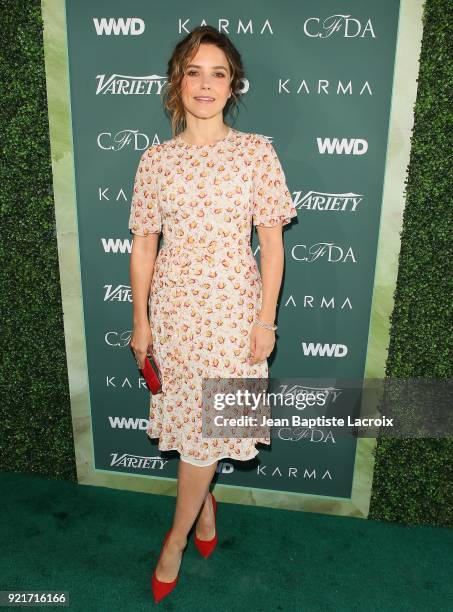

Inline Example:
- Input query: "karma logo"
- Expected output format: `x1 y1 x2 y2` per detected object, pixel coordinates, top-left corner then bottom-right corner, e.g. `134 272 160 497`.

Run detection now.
179 18 274 35
278 79 373 96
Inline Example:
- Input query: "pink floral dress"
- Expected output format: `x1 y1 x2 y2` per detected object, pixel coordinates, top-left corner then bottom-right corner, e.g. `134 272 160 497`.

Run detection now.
128 127 297 462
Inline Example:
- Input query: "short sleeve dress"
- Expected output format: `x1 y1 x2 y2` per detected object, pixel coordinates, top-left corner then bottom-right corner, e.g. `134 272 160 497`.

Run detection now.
128 127 297 464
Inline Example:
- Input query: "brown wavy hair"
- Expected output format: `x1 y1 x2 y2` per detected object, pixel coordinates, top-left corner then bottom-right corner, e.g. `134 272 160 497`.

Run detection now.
162 25 246 137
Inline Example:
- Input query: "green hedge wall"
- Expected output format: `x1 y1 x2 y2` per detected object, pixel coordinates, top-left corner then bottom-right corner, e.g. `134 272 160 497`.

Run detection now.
368 0 452 527
1 2 77 481
1 0 451 526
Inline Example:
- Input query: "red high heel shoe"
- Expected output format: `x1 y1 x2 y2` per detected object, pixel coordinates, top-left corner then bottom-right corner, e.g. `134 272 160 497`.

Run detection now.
194 492 218 558
151 528 181 604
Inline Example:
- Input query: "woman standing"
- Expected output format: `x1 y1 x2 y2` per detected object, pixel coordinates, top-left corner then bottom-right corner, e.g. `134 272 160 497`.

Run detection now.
129 25 297 603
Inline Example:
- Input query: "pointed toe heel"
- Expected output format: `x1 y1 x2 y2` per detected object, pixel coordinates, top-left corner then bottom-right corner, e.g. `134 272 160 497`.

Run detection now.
194 492 218 559
151 529 180 604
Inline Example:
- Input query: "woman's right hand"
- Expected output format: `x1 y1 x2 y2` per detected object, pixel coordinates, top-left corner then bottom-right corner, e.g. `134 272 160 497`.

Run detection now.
129 321 154 369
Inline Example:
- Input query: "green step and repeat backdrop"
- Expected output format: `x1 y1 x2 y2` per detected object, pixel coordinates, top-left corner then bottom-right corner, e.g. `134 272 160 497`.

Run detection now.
42 0 424 515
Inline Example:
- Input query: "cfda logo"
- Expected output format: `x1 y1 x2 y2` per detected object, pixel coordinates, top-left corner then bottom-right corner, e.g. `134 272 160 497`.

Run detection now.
303 15 376 38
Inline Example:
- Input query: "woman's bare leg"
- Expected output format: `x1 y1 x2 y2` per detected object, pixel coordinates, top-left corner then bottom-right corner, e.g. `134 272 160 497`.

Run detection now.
195 487 217 540
154 459 218 581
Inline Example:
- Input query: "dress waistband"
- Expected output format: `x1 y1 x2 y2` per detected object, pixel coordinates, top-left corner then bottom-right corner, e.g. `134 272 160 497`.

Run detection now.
158 239 255 279
161 239 252 252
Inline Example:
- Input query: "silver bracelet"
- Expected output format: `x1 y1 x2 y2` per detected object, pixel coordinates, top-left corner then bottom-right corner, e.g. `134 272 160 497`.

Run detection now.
255 318 278 331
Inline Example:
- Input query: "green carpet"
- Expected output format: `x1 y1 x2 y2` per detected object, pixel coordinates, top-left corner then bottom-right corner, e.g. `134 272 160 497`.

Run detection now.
1 471 451 611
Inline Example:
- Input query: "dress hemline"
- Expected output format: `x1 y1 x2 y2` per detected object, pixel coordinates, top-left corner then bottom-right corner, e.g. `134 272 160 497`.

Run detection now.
146 430 271 464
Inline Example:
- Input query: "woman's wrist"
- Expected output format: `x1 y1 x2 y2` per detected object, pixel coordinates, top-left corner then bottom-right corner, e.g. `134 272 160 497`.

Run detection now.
133 317 150 329
255 317 277 331
257 309 276 325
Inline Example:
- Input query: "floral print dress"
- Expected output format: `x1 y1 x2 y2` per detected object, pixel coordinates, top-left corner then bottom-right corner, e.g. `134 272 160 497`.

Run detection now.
128 127 297 463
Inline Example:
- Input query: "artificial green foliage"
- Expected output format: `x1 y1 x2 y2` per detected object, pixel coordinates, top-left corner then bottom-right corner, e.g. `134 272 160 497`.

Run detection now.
0 1 77 481
368 0 452 527
0 0 451 525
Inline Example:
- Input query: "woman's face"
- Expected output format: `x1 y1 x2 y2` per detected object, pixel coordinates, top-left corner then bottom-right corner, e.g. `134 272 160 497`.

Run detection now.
180 43 232 122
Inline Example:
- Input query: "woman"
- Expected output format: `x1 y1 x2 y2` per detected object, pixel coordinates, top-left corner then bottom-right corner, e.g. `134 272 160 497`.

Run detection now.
128 25 297 603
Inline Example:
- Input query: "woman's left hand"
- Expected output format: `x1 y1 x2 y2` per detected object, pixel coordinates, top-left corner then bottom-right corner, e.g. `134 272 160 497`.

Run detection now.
248 323 276 365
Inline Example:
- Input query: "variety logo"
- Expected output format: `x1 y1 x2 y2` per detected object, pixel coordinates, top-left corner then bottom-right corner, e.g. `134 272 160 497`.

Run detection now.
101 238 131 253
276 383 342 404
294 191 363 212
303 15 376 38
110 453 168 470
109 452 240 475
278 79 372 95
291 243 356 262
317 137 368 155
104 284 132 302
105 330 131 347
302 342 348 358
95 74 166 95
93 17 145 36
98 130 156 151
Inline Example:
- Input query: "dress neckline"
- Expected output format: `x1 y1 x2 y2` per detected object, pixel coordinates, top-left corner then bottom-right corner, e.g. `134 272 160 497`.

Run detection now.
176 126 233 148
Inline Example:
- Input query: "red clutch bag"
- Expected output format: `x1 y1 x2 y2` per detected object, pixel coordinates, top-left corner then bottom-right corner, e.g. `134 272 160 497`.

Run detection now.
140 352 163 394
